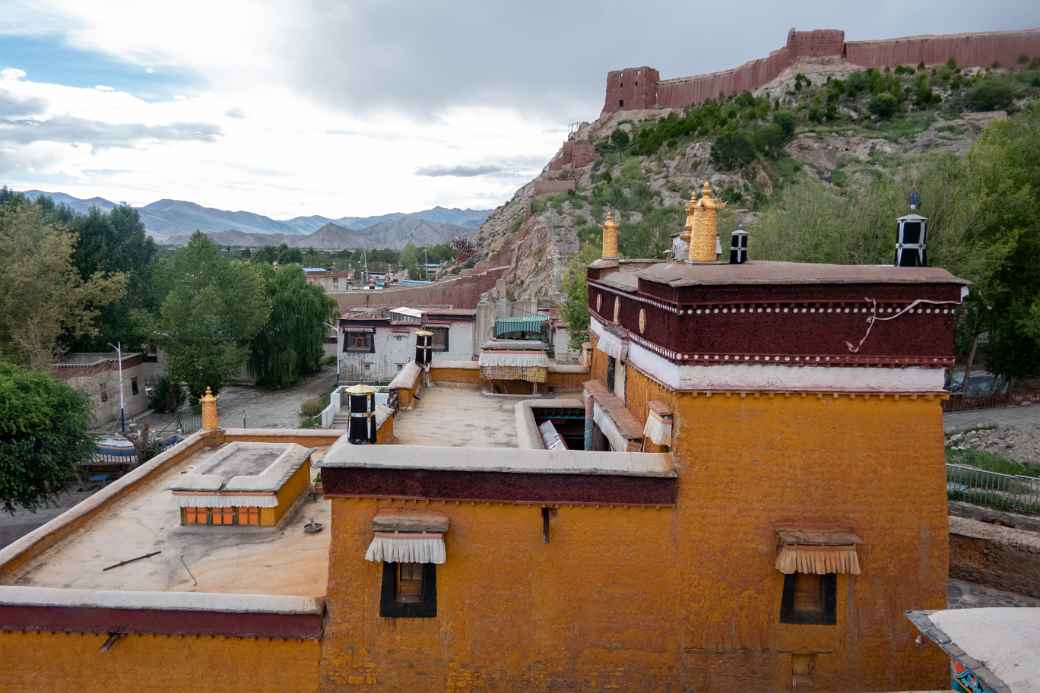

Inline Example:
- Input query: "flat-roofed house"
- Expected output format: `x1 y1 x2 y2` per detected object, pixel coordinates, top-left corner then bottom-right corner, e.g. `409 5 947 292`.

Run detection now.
338 306 476 382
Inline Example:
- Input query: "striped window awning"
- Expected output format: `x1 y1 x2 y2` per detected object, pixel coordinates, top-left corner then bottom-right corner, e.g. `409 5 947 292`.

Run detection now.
775 528 862 575
494 314 548 337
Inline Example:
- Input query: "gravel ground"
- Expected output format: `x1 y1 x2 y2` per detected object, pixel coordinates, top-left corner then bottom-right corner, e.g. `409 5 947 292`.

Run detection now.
944 403 1040 465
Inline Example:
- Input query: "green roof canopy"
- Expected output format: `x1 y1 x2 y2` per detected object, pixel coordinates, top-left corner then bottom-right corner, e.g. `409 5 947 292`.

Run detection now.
494 314 548 337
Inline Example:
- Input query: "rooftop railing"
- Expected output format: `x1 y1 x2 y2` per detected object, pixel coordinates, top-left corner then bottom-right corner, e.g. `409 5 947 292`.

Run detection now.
947 463 1040 516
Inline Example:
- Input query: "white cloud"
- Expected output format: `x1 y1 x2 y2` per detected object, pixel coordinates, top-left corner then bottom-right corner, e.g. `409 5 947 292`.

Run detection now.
1 67 27 81
94 84 114 92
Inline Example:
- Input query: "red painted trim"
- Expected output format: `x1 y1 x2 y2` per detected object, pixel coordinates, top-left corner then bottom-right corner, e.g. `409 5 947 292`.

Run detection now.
323 468 676 506
0 605 324 639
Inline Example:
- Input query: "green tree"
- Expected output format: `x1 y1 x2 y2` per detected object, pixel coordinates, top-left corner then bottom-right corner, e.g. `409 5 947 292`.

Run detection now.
68 205 157 351
869 92 900 119
399 242 420 278
961 103 1040 378
965 78 1016 112
0 362 94 513
711 131 756 170
0 202 126 368
145 232 270 396
560 242 602 347
248 265 337 389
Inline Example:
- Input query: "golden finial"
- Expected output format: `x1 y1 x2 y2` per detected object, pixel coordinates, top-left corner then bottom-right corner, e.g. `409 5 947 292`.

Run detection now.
688 181 725 263
601 210 619 260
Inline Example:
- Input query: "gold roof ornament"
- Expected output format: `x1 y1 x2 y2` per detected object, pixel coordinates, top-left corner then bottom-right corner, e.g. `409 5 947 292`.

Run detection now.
680 190 697 243
347 383 377 395
601 210 619 260
688 181 726 263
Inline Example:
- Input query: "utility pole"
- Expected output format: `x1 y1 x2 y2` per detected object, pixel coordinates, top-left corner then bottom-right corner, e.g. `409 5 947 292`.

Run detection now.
424 247 429 281
109 342 125 433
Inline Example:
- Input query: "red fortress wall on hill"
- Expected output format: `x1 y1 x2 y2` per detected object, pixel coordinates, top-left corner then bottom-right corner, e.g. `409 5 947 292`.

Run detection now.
603 28 1040 114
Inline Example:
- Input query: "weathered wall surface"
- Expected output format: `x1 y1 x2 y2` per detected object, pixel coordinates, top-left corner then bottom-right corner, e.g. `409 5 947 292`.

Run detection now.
949 515 1040 599
0 631 319 693
847 29 1040 69
334 266 508 312
319 500 678 690
607 28 1040 113
52 356 160 427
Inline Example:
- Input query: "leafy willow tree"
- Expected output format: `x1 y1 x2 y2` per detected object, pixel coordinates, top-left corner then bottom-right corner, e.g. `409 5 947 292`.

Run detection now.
0 200 126 368
0 362 94 513
399 242 420 278
144 232 270 396
248 264 337 388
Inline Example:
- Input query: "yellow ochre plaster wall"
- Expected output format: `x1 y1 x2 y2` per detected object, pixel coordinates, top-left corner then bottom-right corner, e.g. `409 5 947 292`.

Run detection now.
0 631 319 693
261 458 312 526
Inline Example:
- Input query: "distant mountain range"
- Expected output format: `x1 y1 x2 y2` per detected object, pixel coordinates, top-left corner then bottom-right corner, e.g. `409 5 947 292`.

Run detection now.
20 190 491 250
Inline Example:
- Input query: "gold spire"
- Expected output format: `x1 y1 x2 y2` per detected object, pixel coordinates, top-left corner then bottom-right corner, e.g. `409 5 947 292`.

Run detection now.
688 181 726 263
200 386 218 430
680 190 697 243
601 210 619 260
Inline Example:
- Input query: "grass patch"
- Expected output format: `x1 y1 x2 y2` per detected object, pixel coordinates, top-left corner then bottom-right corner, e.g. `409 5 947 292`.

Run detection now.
946 447 1040 477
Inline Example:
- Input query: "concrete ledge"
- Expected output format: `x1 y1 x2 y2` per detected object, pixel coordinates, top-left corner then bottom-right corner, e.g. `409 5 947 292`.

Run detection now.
0 586 324 639
0 430 217 579
950 515 1040 599
515 399 583 449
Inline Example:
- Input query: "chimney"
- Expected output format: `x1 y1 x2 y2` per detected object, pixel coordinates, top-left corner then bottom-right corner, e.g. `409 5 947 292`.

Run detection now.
895 213 928 267
415 329 433 368
346 384 377 444
729 230 748 264
688 181 726 263
601 211 619 260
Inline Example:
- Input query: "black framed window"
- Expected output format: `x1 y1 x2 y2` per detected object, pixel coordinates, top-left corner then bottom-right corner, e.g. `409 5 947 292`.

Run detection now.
606 356 616 391
427 326 449 352
380 562 436 618
344 330 375 353
780 573 836 625
131 376 139 396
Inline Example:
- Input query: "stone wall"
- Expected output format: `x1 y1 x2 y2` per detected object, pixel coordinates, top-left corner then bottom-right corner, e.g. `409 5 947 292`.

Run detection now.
333 266 509 312
606 27 1040 113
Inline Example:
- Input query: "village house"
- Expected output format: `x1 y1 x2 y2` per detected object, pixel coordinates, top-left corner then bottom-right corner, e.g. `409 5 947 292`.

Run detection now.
51 350 161 428
304 267 355 293
0 182 968 691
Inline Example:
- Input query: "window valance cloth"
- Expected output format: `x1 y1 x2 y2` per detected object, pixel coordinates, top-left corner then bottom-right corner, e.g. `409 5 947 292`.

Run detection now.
364 532 446 565
775 528 862 575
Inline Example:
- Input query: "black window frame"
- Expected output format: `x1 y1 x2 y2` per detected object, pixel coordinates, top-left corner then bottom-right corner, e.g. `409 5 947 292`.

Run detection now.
131 376 139 396
426 326 450 353
780 573 837 625
380 562 436 618
606 355 617 392
344 329 375 353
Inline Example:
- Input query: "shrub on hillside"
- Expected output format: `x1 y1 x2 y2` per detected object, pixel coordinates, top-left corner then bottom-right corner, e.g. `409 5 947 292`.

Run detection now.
610 128 630 149
869 92 900 119
966 79 1016 111
710 131 756 170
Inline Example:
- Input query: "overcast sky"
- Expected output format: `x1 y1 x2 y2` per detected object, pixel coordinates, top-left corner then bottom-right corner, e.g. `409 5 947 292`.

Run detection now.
1 1 1038 219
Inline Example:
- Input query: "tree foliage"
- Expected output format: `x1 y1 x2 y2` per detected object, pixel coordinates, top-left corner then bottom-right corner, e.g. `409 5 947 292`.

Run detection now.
248 264 337 389
560 242 601 347
144 232 270 396
0 200 126 368
0 362 94 513
753 104 1040 378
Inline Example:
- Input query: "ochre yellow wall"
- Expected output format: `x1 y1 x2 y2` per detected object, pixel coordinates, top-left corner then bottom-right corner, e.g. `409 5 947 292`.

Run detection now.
320 500 679 691
375 413 395 444
320 354 950 691
262 458 312 526
0 631 319 693
546 368 588 392
429 366 481 385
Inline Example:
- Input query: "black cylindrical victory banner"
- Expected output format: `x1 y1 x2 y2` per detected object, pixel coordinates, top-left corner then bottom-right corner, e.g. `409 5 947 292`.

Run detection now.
347 384 377 444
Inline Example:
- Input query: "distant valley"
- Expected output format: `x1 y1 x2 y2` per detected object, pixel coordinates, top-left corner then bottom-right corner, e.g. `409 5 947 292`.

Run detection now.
21 190 491 250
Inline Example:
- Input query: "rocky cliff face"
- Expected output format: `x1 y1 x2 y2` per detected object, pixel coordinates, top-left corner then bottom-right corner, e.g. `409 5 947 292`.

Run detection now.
469 57 1022 306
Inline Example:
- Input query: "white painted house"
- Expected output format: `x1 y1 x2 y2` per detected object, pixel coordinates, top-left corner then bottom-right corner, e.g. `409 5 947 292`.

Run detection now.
337 307 477 383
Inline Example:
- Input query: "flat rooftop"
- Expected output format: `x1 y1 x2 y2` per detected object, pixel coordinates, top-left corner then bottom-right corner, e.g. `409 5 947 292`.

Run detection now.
393 385 519 447
3 445 330 597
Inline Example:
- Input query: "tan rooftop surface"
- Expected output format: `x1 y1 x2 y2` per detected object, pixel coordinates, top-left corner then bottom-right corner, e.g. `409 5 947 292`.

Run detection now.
393 385 518 447
4 446 330 596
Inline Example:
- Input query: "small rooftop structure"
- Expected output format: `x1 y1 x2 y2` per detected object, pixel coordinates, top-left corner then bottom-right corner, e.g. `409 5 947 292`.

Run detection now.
908 608 1040 693
494 314 549 338
170 442 313 527
479 339 550 388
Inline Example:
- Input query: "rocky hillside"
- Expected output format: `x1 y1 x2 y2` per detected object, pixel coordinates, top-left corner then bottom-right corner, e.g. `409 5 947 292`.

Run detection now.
470 56 1040 304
